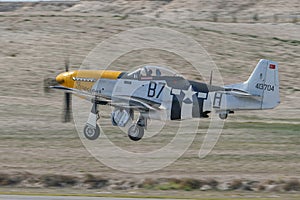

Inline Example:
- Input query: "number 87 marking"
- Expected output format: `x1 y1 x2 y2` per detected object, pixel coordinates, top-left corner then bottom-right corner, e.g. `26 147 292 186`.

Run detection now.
148 82 165 98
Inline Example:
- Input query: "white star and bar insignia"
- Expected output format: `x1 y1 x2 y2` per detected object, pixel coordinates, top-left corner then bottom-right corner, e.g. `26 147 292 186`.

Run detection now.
170 85 207 104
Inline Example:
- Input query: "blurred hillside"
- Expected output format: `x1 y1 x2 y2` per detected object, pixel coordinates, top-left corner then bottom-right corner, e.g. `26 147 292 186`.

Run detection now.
0 0 299 23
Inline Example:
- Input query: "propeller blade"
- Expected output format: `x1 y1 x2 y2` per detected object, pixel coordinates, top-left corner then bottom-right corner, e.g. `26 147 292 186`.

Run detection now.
65 58 69 72
44 58 72 122
209 70 213 86
63 92 72 123
208 70 213 92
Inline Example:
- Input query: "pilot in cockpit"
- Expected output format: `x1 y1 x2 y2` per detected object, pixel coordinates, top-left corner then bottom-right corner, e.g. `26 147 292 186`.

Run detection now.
156 69 161 76
146 69 153 76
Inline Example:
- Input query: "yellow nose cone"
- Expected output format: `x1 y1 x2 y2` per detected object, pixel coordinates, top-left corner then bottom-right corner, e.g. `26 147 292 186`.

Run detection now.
56 73 65 84
56 71 75 88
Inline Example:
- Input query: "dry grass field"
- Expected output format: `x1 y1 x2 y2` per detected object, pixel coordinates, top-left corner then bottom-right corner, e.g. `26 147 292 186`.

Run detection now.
0 0 299 198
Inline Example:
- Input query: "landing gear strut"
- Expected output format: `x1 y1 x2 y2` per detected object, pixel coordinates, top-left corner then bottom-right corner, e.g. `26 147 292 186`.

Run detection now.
84 102 100 140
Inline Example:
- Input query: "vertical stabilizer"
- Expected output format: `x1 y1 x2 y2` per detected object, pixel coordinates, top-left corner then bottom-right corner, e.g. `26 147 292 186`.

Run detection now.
244 59 280 109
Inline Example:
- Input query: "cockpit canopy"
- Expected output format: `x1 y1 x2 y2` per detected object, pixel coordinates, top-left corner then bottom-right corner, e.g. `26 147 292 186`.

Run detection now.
125 65 180 80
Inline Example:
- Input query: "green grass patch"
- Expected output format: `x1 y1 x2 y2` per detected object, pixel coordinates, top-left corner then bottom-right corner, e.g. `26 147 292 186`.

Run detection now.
0 191 298 200
141 178 204 191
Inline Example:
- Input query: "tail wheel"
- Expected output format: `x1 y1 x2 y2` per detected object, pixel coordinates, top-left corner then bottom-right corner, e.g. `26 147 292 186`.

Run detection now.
84 124 100 140
219 113 228 120
128 124 144 141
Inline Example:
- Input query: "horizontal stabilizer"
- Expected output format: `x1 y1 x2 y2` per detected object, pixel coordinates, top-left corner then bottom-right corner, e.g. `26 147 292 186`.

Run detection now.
226 89 262 100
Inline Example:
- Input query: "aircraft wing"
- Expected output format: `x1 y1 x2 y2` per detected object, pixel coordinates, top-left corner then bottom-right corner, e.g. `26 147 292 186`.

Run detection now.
50 86 163 111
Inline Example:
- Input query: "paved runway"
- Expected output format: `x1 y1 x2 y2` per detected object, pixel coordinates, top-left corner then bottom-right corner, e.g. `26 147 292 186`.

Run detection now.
0 195 176 200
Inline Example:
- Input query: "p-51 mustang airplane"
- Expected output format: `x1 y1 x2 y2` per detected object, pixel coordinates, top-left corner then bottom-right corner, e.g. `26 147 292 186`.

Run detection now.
45 59 280 141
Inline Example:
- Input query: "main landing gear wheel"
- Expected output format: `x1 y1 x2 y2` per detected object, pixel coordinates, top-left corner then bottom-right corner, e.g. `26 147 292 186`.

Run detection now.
128 124 144 141
84 124 100 140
